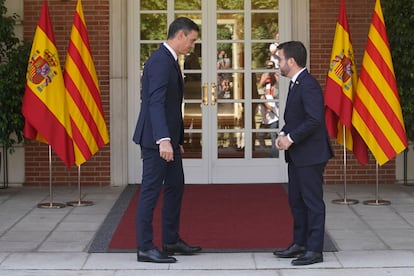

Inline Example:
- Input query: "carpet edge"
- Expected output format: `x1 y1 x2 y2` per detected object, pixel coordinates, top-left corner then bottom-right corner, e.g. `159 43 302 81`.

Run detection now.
88 185 137 253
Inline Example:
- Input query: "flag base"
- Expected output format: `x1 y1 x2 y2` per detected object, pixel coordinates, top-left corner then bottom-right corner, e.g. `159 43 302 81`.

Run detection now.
37 202 66 209
331 198 359 205
363 199 391 206
66 200 94 207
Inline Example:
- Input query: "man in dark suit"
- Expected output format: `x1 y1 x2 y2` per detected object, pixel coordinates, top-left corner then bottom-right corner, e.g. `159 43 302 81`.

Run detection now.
133 17 201 263
273 41 333 266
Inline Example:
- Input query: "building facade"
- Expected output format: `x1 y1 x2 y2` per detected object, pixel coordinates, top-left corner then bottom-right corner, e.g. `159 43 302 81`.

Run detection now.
3 0 411 187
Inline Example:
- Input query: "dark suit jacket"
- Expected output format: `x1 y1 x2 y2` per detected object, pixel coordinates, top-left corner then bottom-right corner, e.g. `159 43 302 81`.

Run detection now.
281 69 333 166
133 44 184 150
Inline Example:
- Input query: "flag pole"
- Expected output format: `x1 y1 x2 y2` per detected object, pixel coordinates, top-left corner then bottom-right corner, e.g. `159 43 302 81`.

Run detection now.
363 161 390 206
37 145 66 209
67 165 94 207
332 125 359 205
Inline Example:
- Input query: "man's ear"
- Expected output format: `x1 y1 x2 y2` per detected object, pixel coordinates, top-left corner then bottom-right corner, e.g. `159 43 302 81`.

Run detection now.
177 30 185 40
288 57 295 67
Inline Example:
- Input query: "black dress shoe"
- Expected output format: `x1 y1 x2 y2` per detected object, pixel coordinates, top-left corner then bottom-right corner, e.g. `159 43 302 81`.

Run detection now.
273 244 306 258
137 248 177 263
291 251 323 266
162 239 202 255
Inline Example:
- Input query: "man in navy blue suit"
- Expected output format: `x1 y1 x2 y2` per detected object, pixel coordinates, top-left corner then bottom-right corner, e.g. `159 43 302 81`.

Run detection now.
273 41 333 266
133 17 201 263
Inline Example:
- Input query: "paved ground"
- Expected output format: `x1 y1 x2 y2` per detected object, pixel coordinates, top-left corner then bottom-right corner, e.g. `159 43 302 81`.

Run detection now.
1 183 414 275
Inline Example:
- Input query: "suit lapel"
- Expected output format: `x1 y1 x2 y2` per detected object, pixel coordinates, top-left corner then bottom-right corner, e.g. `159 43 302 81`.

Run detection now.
160 44 184 92
285 69 308 109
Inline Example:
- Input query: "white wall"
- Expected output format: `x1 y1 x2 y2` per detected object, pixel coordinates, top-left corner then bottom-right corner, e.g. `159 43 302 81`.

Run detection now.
5 0 23 40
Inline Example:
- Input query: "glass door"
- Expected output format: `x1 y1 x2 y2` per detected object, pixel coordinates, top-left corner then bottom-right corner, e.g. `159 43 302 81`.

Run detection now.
137 0 287 183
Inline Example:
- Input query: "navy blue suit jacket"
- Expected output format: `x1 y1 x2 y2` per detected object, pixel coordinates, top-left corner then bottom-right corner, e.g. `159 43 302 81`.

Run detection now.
133 44 184 150
281 69 333 166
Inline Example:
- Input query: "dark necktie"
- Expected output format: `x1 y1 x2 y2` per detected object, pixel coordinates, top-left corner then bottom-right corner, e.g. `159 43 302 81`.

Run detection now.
289 80 294 92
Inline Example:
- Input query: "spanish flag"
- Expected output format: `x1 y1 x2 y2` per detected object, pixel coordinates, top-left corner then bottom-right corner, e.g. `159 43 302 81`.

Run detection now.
324 0 368 165
22 0 75 167
64 0 109 166
352 0 408 165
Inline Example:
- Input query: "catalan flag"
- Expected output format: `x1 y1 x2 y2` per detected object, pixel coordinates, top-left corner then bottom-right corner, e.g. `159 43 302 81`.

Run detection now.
324 0 368 165
22 0 75 167
352 0 408 165
64 0 109 166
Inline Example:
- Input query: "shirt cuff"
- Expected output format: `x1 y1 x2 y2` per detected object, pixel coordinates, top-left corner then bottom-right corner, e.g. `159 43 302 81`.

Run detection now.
156 137 171 144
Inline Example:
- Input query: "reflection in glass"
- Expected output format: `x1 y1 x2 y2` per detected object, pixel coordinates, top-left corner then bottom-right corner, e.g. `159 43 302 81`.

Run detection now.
184 44 202 69
217 43 244 71
252 66 279 159
218 132 245 158
217 103 244 129
184 73 201 100
252 131 279 158
217 0 243 10
183 43 202 100
217 13 244 40
183 133 202 158
175 0 201 10
141 0 167 10
140 14 167 40
251 13 278 40
183 103 202 159
252 42 280 70
183 103 202 130
252 0 278 10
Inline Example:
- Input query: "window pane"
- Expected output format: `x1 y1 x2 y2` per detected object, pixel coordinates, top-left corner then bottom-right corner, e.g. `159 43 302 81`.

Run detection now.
184 74 201 100
251 0 279 10
140 14 167 40
218 131 245 158
217 103 244 129
252 42 275 69
251 13 278 40
217 0 243 10
217 13 244 40
252 131 279 158
183 104 202 130
183 133 202 158
141 0 167 10
175 0 201 10
217 43 244 70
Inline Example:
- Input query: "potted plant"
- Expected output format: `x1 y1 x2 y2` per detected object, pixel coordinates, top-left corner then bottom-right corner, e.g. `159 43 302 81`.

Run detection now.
0 0 30 188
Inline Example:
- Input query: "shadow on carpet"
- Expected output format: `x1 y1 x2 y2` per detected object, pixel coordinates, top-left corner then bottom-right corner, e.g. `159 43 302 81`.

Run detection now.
89 184 337 253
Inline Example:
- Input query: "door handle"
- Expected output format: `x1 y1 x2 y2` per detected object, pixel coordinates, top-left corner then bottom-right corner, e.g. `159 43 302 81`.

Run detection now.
211 82 217 105
202 82 208 105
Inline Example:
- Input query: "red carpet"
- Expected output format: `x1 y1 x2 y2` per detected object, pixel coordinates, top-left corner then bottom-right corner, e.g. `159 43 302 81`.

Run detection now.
108 184 293 251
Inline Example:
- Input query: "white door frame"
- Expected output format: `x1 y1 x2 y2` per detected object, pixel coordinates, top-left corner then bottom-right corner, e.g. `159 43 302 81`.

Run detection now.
108 0 310 185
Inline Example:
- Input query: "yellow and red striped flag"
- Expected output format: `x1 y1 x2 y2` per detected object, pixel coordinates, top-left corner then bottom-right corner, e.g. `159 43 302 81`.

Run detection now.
352 0 408 165
324 0 368 165
22 0 75 167
64 0 109 166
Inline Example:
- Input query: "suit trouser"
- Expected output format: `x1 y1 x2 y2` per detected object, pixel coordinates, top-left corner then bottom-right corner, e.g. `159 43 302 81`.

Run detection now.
136 147 184 251
287 162 326 252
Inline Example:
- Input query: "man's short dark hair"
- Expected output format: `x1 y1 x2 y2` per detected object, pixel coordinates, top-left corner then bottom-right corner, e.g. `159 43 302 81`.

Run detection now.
167 17 200 39
277 41 307 68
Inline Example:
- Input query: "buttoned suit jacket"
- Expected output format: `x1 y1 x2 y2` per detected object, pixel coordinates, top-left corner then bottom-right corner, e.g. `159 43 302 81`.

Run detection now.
281 69 333 166
133 44 184 150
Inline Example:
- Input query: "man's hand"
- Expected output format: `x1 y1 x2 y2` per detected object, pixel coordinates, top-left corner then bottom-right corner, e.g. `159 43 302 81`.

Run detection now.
276 135 292 151
159 140 174 161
